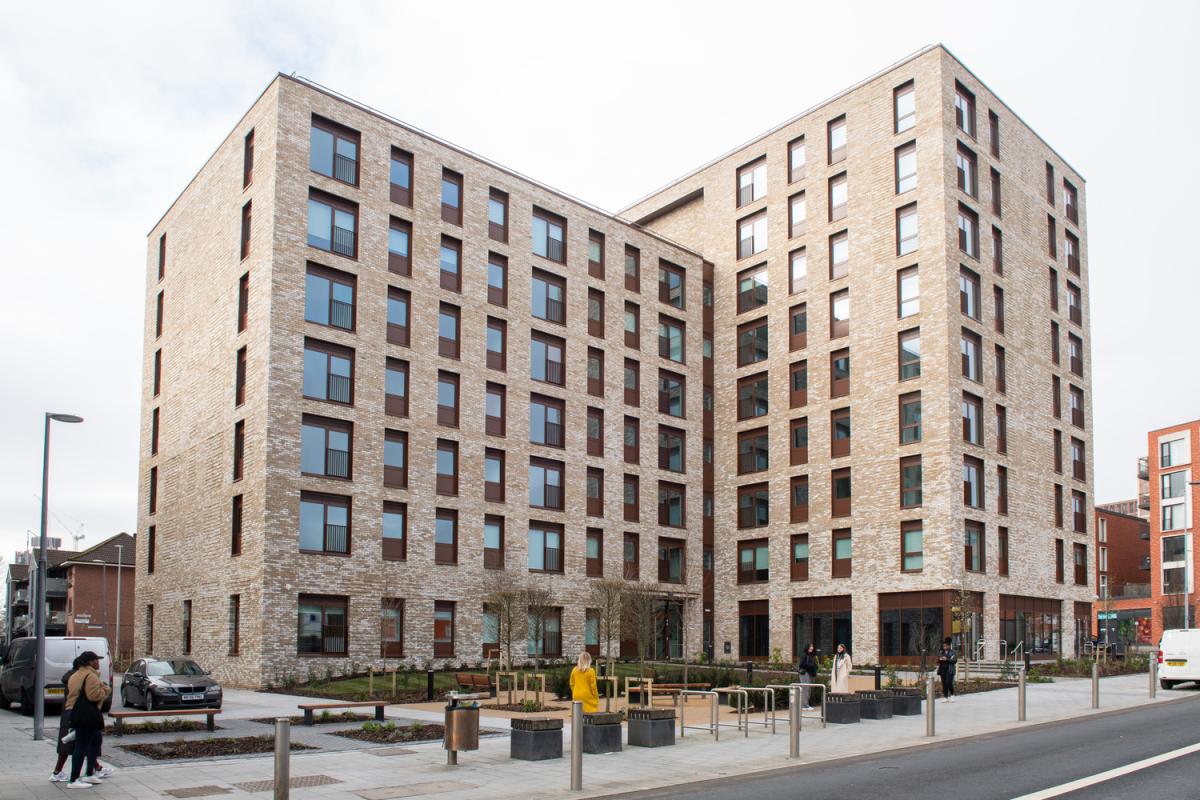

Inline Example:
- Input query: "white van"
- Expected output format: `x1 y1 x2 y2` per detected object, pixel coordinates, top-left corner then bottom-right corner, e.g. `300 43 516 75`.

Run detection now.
1158 628 1200 689
0 636 112 714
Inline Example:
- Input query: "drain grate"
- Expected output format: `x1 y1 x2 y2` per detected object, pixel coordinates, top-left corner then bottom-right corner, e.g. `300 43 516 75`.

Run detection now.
233 774 343 792
164 787 233 799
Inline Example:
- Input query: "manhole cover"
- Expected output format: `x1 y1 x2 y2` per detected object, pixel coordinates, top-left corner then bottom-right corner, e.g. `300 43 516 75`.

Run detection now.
233 774 342 792
164 788 233 799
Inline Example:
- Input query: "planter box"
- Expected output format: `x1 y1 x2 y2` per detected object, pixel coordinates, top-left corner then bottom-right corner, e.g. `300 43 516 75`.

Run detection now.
824 694 860 724
890 690 922 716
582 712 622 754
627 708 675 747
510 717 563 761
855 691 893 720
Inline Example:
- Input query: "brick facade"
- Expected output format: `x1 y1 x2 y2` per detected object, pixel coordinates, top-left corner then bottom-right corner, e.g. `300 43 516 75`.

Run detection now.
1145 420 1199 645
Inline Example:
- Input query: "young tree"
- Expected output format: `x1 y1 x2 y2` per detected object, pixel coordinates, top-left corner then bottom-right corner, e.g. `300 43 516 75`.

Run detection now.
622 581 660 703
522 582 555 679
589 579 625 710
483 571 524 671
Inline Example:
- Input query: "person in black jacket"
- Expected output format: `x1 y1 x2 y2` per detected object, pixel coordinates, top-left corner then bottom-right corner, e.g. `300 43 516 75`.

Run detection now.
797 644 819 709
50 658 114 783
936 639 958 702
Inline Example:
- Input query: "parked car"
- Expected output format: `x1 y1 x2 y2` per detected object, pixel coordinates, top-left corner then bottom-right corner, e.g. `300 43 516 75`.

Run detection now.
121 658 222 710
0 636 112 715
1158 628 1200 689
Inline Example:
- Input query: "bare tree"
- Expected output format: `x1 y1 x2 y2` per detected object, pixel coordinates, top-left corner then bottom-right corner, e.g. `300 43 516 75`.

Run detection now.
622 581 660 703
522 581 555 677
483 571 525 671
590 579 625 711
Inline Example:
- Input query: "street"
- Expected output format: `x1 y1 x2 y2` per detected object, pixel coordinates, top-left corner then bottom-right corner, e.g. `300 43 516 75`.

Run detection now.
603 691 1200 800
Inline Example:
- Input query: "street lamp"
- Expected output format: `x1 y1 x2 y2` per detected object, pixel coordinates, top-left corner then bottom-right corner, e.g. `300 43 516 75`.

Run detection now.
33 412 83 741
115 543 124 663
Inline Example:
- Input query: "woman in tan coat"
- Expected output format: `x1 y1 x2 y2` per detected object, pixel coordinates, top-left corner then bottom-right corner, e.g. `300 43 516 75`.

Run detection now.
830 643 853 695
64 651 111 788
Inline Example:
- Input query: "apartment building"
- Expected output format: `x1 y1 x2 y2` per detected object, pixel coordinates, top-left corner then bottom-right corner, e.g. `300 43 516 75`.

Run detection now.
1146 420 1199 642
1093 507 1151 647
622 44 1095 663
137 75 710 686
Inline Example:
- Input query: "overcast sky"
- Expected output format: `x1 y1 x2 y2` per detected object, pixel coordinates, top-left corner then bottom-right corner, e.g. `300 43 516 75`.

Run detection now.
1 1 1196 563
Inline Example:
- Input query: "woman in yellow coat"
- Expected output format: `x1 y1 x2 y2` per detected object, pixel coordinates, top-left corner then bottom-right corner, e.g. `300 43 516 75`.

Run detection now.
569 651 599 713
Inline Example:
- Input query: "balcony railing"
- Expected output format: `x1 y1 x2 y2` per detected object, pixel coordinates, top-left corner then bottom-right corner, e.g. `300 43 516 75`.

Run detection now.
330 299 353 330
45 578 69 596
14 589 28 604
332 225 355 257
1104 583 1152 600
544 298 565 324
48 611 68 626
1138 493 1150 510
325 524 348 554
333 153 357 185
544 237 564 263
328 374 351 404
1137 457 1149 480
326 449 350 479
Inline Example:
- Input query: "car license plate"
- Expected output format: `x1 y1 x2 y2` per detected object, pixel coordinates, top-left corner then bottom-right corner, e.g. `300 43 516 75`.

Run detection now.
182 693 204 701
46 688 64 696
1167 660 1187 667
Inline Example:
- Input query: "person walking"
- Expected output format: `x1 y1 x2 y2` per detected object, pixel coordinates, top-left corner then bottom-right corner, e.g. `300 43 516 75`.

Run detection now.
569 651 599 713
830 643 852 695
52 656 115 784
797 643 819 709
936 639 958 703
64 651 111 789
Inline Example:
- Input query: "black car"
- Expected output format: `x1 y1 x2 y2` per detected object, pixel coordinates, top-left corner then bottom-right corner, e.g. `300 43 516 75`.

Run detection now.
121 658 222 710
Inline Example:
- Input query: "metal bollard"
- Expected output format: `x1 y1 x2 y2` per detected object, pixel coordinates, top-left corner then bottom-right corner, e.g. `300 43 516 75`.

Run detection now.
789 687 800 759
925 675 936 736
570 701 582 791
427 669 435 702
1150 656 1157 699
1018 668 1026 721
1091 662 1099 709
874 665 882 690
274 718 290 800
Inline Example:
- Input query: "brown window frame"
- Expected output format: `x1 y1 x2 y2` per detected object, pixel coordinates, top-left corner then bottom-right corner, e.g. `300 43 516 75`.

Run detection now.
659 369 686 418
533 207 567 264
625 301 641 350
384 217 411 276
488 252 508 307
657 536 686 583
658 481 686 528
788 135 806 182
1072 490 1088 533
587 347 604 398
994 345 1007 394
659 260 686 309
586 527 604 577
963 455 984 509
788 303 807 352
737 482 769 529
1069 384 1085 428
899 391 922 444
297 594 348 656
1047 214 1058 259
150 406 160 455
1055 538 1065 584
307 188 359 259
829 349 849 399
301 413 353 480
147 525 156 572
737 372 768 421
155 290 164 338
658 425 686 473
964 520 985 573
832 529 852 578
624 358 640 407
485 382 506 437
530 457 565 511
485 316 506 371
994 285 1005 334
622 474 639 522
829 230 849 279
737 427 769 475
381 597 404 657
532 267 566 325
441 168 463 226
232 420 245 481
148 466 158 514
587 407 604 457
894 80 915 132
387 287 410 347
436 439 459 497
484 448 505 503
830 288 849 339
791 533 809 582
385 358 409 418
434 509 459 565
240 201 252 260
658 314 686 363
1073 542 1088 585
588 288 605 338
1067 282 1082 326
237 273 249 332
433 600 455 658
438 302 462 360
383 501 407 562
230 496 242 556
956 142 978 197
436 370 460 428
957 204 979 259
737 538 769 584
624 245 641 292
830 406 851 458
624 532 640 581
827 115 846 164
997 465 1009 515
588 230 605 280
530 393 565 448
992 226 1003 274
242 129 254 189
439 235 462 293
900 454 922 509
790 417 809 465
228 594 240 656
586 468 604 518
990 168 1002 216
791 359 810 408
305 263 356 332
310 115 360 186
828 173 847 222
998 527 1009 576
530 330 566 386
623 416 640 465
954 81 976 137
488 187 509 243
389 147 413 206
831 467 852 518
789 190 807 237
737 317 768 366
996 404 1008 454
790 475 810 523
299 491 351 556
901 520 923 573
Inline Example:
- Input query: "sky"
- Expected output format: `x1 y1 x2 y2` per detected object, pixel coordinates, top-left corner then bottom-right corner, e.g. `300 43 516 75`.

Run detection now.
1 0 1197 564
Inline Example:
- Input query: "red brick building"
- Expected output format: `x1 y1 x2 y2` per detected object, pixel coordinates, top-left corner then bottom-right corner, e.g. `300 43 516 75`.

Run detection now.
1147 420 1199 643
1093 507 1151 646
60 534 136 657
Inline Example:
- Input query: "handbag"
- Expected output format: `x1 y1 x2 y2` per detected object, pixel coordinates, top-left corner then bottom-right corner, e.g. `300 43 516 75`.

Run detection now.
70 673 104 730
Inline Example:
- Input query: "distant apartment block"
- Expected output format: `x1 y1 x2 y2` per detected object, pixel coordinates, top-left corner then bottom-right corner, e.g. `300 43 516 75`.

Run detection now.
1093 507 1151 647
1146 420 1199 641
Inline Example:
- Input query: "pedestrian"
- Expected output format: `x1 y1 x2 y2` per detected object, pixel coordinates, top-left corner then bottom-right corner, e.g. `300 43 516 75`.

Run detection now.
64 651 111 789
52 657 115 784
830 643 852 695
797 643 819 709
936 638 958 703
569 651 599 713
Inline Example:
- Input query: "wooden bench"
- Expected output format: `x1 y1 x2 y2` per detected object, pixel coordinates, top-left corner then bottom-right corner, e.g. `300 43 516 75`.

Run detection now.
455 673 495 693
109 708 221 733
297 700 387 726
628 683 712 703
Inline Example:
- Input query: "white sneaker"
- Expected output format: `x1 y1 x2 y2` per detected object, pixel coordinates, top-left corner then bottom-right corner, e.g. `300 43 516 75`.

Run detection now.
50 771 69 783
66 781 92 789
81 776 103 784
95 766 115 778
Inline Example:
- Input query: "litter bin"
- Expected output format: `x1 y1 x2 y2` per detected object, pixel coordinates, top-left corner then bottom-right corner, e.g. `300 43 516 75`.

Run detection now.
444 692 486 765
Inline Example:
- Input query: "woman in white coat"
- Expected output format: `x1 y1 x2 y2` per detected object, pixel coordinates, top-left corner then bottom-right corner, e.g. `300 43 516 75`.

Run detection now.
830 643 852 694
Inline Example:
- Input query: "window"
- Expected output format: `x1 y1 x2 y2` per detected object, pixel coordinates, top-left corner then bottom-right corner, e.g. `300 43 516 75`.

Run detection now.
587 288 605 338
897 204 918 256
957 204 979 259
530 458 564 510
301 415 352 479
624 245 640 292
484 448 505 503
954 81 976 137
586 468 604 518
997 466 1009 515
431 600 456 658
532 208 566 263
829 349 849 398
791 534 810 581
145 605 154 653
658 482 686 528
435 439 458 496
240 201 252 260
956 143 977 197
438 302 461 359
148 466 157 513
659 370 686 417
588 230 605 279
788 136 806 182
623 474 639 522
587 407 604 457
901 520 923 572
382 502 406 561
992 227 1003 274
233 420 245 481
830 289 850 339
1047 215 1058 259
828 173 847 222
791 475 810 523
532 268 566 325
993 286 1005 334
389 148 413 206
1161 438 1186 467
484 316 505 370
1054 430 1063 473
831 407 851 458
306 264 356 331
737 158 767 206
790 417 809 465
530 394 564 448
894 81 915 133
996 404 1008 453
439 236 462 292
1067 282 1082 325
156 290 164 337
739 600 770 659
1162 470 1188 500
832 529 852 578
1069 385 1085 428
586 528 603 576
995 345 1007 394
737 539 769 583
962 392 982 445
1049 267 1059 311
990 168 1002 216
150 406 160 454
439 168 463 225
1065 231 1081 276
790 248 807 293
434 509 458 564
298 595 349 656
488 188 508 242
737 317 768 366
998 527 1009 576
894 141 917 195
659 315 685 363
385 358 409 418
1055 539 1065 584
624 532 640 580
963 456 984 509
310 116 359 185
624 359 640 407
958 267 981 320
624 302 640 349
829 231 849 279
737 372 769 420
900 392 922 444
897 266 919 317
961 329 982 382
899 329 921 380
307 189 357 258
526 522 563 573
1070 437 1087 481
790 303 808 351
1073 543 1087 586
230 496 242 556
1055 484 1064 527
738 483 769 528
738 428 769 475
586 348 604 398
659 426 685 472
387 287 410 347
1064 180 1079 225
237 273 249 332
381 598 404 657
901 455 922 508
437 371 459 427
789 191 808 237
242 130 254 188
1072 490 1087 533
988 110 1000 157
488 252 508 307
827 115 846 163
147 525 156 572
1051 322 1061 365
737 212 768 259
964 521 985 573
831 467 852 517
792 359 810 407
530 331 566 385
299 492 350 554
623 416 640 464
737 264 768 313
1163 502 1186 532
153 349 162 397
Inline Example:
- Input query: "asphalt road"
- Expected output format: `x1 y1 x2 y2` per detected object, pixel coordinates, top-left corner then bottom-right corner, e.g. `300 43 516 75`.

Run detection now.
603 690 1200 800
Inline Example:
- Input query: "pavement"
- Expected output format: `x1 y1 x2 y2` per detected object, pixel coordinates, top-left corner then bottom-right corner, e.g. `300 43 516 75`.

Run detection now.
0 673 1187 799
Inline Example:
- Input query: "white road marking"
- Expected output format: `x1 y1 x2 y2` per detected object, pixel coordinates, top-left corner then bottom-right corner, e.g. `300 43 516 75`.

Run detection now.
1009 741 1200 799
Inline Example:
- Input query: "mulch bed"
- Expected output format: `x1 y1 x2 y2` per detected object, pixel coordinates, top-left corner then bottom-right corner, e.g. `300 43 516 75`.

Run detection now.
250 712 374 726
120 736 315 760
479 703 566 713
263 685 427 703
332 723 445 744
106 720 219 736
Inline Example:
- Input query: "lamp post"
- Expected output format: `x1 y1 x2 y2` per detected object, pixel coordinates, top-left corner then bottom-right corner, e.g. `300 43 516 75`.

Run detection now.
115 543 124 662
33 412 83 740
